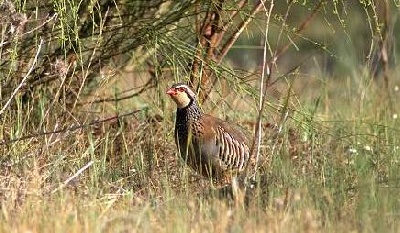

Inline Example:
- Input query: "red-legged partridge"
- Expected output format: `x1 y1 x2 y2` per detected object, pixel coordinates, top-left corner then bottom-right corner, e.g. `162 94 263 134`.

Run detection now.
167 83 251 182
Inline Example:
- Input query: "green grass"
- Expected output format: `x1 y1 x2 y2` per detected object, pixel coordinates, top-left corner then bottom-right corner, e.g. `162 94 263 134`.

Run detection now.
1 74 400 233
1 1 400 232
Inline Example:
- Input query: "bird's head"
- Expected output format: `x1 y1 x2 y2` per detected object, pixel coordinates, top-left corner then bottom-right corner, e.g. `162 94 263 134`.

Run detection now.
166 83 196 109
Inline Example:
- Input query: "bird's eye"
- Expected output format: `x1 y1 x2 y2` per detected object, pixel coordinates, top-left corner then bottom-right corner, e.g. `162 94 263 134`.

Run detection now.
178 87 186 92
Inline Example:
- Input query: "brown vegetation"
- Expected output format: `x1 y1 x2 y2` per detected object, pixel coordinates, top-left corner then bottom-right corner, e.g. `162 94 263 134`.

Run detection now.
1 0 400 232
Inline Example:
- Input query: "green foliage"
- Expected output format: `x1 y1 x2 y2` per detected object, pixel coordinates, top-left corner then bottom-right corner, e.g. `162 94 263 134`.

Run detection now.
0 0 400 232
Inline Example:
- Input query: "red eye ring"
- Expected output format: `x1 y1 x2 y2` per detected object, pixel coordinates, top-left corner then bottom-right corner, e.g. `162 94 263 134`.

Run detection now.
178 87 186 92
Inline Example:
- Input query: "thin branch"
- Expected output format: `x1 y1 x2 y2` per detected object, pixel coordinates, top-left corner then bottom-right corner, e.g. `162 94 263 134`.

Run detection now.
213 0 248 53
197 1 265 103
252 0 274 177
273 0 324 61
51 161 94 194
190 4 214 86
242 0 274 182
274 1 294 58
217 0 264 63
0 38 43 116
199 0 224 102
23 13 58 36
78 78 155 105
0 109 144 145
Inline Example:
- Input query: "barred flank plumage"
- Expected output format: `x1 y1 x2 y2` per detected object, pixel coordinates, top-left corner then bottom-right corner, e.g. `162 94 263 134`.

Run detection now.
216 125 249 171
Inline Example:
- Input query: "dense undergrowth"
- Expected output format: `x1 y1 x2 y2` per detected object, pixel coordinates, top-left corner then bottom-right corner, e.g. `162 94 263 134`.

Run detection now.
1 76 399 232
1 0 400 232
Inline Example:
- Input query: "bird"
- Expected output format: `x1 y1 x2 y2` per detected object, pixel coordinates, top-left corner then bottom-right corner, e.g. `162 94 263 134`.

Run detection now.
166 83 251 183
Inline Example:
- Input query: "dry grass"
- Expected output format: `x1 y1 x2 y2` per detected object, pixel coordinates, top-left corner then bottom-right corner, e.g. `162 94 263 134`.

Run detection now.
1 72 400 232
1 1 400 231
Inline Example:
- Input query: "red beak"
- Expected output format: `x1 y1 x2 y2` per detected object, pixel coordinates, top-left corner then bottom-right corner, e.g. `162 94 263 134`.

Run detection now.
166 88 176 95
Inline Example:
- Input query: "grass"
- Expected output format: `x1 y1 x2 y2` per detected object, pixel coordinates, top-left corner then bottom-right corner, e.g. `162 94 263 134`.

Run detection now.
1 1 400 232
1 72 399 232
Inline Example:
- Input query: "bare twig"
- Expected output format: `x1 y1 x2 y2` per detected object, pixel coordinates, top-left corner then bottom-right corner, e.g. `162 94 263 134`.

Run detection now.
377 0 392 110
79 78 156 106
273 0 324 61
246 0 275 179
239 1 275 185
194 0 224 102
215 0 248 48
191 0 265 103
0 109 144 145
51 160 94 194
23 13 58 36
0 38 43 116
217 1 264 63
